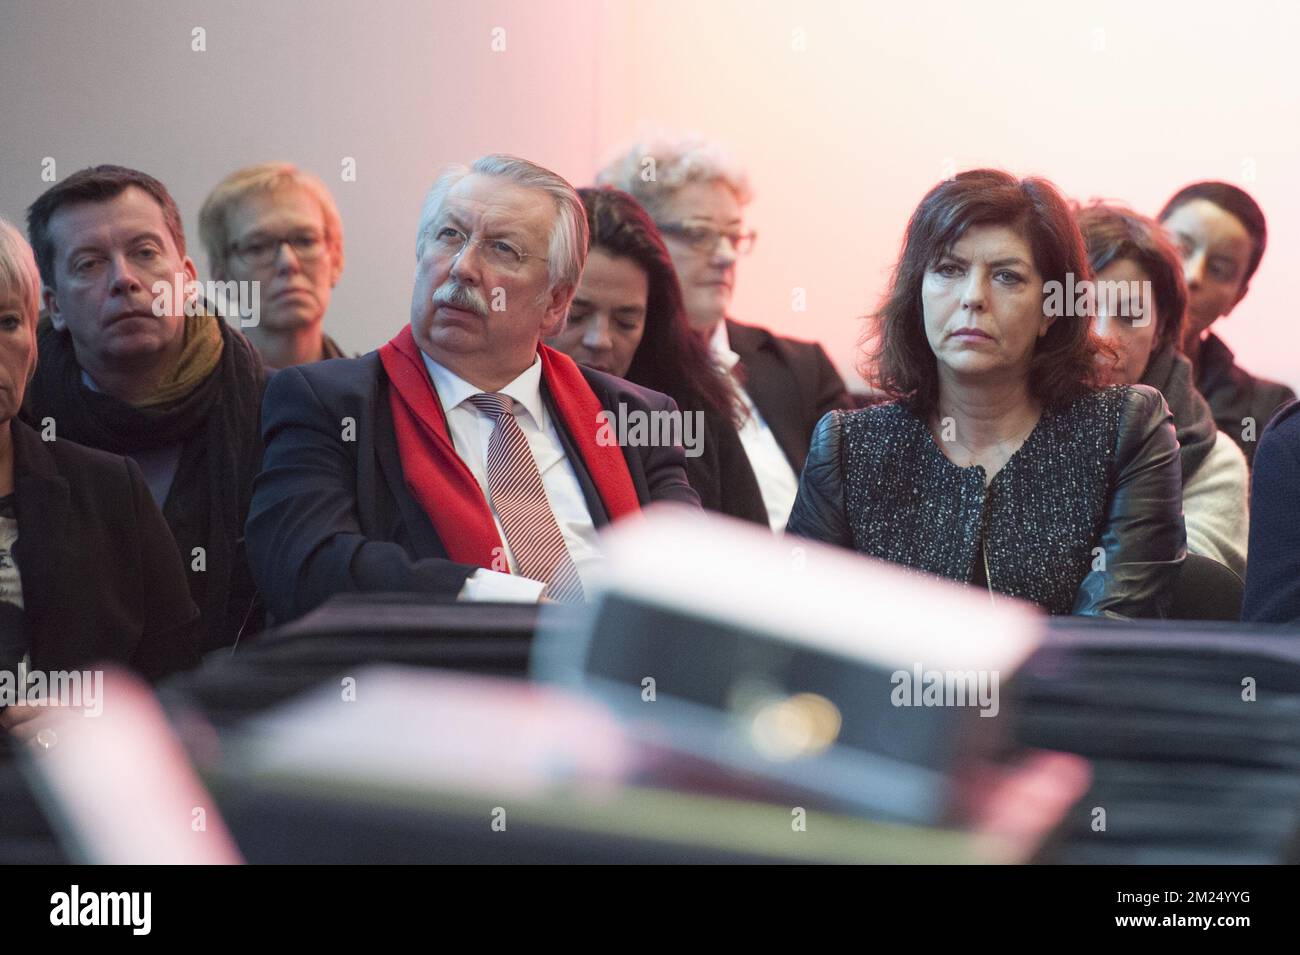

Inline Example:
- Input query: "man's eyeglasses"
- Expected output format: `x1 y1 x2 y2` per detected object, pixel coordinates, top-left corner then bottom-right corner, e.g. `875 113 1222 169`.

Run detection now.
657 222 757 255
427 226 545 271
229 232 326 269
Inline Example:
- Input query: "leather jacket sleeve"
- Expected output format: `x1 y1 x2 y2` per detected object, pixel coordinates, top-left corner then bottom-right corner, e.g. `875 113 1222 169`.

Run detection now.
1072 384 1186 619
784 411 852 546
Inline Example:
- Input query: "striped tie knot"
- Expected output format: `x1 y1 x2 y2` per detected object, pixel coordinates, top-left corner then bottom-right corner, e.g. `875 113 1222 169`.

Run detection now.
467 392 514 419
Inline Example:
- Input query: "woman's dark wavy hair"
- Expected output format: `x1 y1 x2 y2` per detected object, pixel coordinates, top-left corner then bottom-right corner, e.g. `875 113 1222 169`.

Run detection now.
1076 201 1187 355
578 186 741 428
862 169 1106 415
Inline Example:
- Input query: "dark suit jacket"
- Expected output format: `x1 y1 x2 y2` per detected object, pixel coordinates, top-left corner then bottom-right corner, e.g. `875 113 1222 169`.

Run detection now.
1196 332 1297 466
725 319 851 472
247 351 701 624
686 408 767 525
1243 399 1300 624
6 419 200 680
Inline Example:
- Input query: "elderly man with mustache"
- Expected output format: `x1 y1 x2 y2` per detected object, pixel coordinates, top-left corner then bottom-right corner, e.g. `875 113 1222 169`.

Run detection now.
246 155 700 622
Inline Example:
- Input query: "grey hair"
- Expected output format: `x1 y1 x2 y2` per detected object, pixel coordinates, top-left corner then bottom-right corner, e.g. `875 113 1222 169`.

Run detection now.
595 133 754 222
415 153 589 292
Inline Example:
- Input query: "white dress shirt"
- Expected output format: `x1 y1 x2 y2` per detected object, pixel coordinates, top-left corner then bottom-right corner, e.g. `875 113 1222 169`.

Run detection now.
709 321 800 531
421 352 604 602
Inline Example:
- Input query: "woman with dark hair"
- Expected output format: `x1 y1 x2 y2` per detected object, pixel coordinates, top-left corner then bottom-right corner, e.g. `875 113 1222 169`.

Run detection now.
1079 202 1248 577
1158 181 1295 465
787 170 1185 618
548 186 766 524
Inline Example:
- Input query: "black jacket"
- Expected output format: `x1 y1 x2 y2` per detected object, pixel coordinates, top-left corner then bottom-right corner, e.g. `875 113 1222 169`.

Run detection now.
246 352 702 624
6 419 199 679
686 408 767 524
726 319 851 472
1242 400 1300 624
1194 332 1296 466
786 385 1185 618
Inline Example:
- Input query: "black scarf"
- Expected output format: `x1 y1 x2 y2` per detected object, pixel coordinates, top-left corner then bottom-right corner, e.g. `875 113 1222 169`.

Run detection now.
1140 344 1216 484
23 317 266 652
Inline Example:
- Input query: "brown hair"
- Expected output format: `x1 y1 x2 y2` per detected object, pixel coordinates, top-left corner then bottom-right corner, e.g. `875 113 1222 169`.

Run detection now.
577 186 741 428
1077 202 1187 354
863 169 1105 414
26 164 186 290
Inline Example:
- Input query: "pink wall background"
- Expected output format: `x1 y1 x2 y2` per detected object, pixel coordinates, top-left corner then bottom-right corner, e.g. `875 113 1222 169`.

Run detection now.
3 0 1296 391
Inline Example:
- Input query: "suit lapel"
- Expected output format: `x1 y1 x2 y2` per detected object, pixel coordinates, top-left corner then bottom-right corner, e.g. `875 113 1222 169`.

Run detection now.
725 319 806 470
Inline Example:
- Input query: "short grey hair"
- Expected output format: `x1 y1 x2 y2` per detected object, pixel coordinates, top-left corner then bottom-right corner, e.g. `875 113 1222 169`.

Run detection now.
595 134 754 222
415 154 589 292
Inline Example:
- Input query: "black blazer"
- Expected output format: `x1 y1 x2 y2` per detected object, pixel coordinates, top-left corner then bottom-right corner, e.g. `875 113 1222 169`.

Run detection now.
1243 399 1300 624
1196 332 1296 466
246 352 702 624
725 319 851 472
686 408 767 525
7 419 200 679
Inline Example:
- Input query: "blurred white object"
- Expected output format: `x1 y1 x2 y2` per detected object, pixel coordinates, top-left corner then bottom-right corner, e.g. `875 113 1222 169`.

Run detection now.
20 667 243 864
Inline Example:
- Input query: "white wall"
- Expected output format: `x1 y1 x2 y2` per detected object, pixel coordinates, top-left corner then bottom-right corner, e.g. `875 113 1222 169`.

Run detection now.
3 0 1297 391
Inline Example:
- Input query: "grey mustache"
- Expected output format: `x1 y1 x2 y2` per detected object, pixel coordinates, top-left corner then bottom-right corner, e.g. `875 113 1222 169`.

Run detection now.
432 283 489 318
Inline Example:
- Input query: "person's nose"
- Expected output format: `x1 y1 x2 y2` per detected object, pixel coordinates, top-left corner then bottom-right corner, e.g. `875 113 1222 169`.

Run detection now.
1093 311 1116 341
582 314 613 352
1183 251 1205 290
273 240 302 277
449 238 483 286
107 252 146 297
960 271 987 313
709 235 739 269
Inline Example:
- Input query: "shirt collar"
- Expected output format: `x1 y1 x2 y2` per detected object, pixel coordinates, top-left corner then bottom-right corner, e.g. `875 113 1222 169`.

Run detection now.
709 320 740 372
420 350 547 428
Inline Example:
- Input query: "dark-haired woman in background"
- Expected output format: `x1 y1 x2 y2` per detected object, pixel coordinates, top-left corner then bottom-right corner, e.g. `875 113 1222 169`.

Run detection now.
1158 181 1295 465
788 171 1185 618
548 186 767 524
1079 202 1248 578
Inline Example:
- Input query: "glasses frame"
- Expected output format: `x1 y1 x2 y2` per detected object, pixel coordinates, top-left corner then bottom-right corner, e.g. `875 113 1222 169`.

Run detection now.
656 222 757 255
228 231 327 269
427 225 548 272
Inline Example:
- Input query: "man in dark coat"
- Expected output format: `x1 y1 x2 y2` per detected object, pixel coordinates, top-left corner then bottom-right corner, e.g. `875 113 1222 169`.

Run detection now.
247 155 699 625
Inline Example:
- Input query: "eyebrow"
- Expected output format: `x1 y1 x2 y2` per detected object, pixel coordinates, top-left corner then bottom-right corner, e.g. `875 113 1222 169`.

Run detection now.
442 211 528 245
682 216 743 227
938 253 1030 269
65 231 166 260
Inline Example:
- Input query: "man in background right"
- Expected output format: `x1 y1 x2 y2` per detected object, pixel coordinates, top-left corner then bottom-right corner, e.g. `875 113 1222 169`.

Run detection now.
1159 181 1296 466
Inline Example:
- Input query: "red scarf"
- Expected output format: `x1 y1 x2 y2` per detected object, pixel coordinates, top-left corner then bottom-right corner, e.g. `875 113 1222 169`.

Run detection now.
378 325 641 571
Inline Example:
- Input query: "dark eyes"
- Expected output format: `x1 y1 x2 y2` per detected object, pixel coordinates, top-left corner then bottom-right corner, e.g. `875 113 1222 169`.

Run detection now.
933 263 1023 284
0 314 23 331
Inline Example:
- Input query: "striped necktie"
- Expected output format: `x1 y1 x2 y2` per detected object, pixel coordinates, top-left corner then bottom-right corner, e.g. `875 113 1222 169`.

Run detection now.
466 392 585 602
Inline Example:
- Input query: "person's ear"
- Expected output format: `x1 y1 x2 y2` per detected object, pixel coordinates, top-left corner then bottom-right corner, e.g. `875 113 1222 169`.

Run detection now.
540 284 573 338
43 285 65 332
